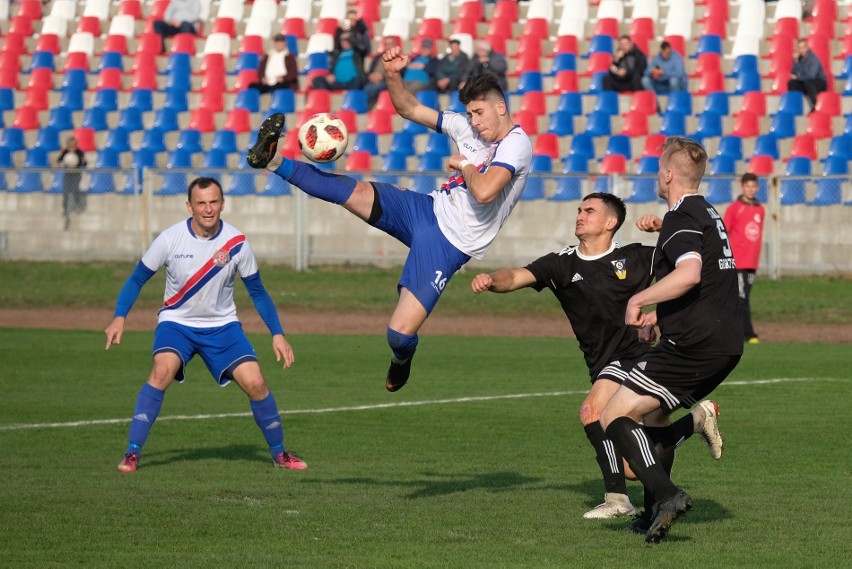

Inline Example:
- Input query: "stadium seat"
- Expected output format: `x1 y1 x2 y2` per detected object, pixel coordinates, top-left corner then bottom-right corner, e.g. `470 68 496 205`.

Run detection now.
522 155 551 200
74 127 97 153
582 53 613 77
389 132 416 156
592 91 620 116
234 89 261 113
660 112 686 136
780 157 811 205
691 52 722 79
533 133 560 160
223 109 251 134
152 107 180 132
13 106 41 130
552 71 579 94
424 132 451 157
353 132 380 155
105 127 131 153
825 135 852 161
47 106 74 132
695 112 723 139
734 72 762 95
211 131 239 155
768 112 796 139
753 135 780 160
547 111 575 136
81 107 109 132
731 112 760 138
605 135 631 160
34 126 61 152
141 128 167 153
551 155 587 201
342 90 368 114
620 111 648 137
627 156 660 203
695 72 725 95
694 35 723 58
776 91 805 117
805 112 833 139
177 130 203 154
516 72 544 94
568 132 595 160
810 157 847 206
596 154 627 193
814 92 841 117
346 151 374 172
520 91 547 116
1 128 26 153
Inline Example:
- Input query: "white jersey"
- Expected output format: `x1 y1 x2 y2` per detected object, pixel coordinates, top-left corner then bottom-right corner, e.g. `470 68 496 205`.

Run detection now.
140 219 259 327
431 111 532 260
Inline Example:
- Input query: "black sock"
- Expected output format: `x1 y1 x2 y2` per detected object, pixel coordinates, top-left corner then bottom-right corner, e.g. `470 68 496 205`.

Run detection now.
606 417 679 502
584 421 627 494
643 414 695 450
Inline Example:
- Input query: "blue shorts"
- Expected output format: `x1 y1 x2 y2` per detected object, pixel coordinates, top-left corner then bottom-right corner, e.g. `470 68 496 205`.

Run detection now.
152 321 257 386
370 182 470 314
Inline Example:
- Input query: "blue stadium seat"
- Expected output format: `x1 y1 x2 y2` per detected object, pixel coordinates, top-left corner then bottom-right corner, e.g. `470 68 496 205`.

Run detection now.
177 129 203 153
105 127 132 153
202 148 229 173
627 156 660 203
555 92 583 115
447 91 465 113
592 91 619 116
93 88 119 112
825 134 852 160
516 71 544 94
412 174 437 194
1 128 26 152
95 147 121 168
403 118 428 135
82 106 109 131
568 132 595 159
586 35 614 56
753 134 779 160
734 71 761 94
660 111 686 136
34 126 61 152
709 155 737 175
376 151 406 184
702 92 730 116
666 91 693 116
416 90 439 110
769 111 796 139
716 136 743 160
165 65 192 92
87 170 116 194
551 155 588 201
605 135 631 159
164 52 192 77
695 111 723 138
153 107 180 132
705 177 734 203
389 131 415 155
551 53 577 75
587 72 607 94
15 170 44 192
777 91 805 116
47 106 74 132
418 153 444 172
342 89 368 114
141 128 167 153
353 132 380 155
694 35 723 57
0 88 14 112
729 55 759 78
584 112 612 137
780 157 811 205
163 89 189 112
123 148 158 194
810 157 848 206
61 69 88 92
211 130 238 154
234 52 260 74
58 88 84 112
229 171 258 195
304 52 330 74
158 172 187 195
29 50 55 71
261 172 292 196
269 88 296 114
48 170 66 194
0 147 11 190
235 88 260 112
547 111 575 136
98 51 124 72
118 107 145 131
523 155 551 200
128 89 154 113
424 132 451 156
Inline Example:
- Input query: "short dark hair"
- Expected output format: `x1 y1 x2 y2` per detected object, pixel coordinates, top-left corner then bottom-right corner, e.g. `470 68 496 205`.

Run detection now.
583 192 627 233
660 41 671 50
187 177 224 201
458 72 505 105
741 172 758 185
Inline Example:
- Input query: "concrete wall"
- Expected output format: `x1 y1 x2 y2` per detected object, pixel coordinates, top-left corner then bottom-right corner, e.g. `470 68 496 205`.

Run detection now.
2 174 851 276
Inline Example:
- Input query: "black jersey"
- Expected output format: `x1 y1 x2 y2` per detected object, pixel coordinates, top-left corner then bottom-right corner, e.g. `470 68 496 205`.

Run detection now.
526 242 654 379
654 194 744 355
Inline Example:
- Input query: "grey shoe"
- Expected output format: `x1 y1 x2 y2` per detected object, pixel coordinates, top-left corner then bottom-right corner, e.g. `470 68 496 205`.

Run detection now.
583 492 636 519
696 400 723 460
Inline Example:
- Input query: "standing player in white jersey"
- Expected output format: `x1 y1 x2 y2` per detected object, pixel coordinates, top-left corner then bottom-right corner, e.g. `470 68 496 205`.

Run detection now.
105 177 307 473
247 51 532 393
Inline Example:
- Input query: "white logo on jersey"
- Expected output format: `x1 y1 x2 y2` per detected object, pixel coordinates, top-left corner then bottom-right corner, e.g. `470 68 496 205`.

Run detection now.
133 413 150 423
612 360 621 367
572 273 583 282
558 245 577 256
637 361 647 370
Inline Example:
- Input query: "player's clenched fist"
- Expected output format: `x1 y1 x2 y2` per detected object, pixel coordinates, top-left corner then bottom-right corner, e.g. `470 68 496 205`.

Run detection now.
382 46 408 73
471 273 494 293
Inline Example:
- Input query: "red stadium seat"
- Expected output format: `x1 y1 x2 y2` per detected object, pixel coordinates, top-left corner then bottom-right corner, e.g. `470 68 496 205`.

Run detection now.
639 134 667 158
119 0 143 19
223 109 252 133
63 52 90 72
199 88 225 112
551 71 579 93
512 52 542 75
731 112 760 137
512 110 539 135
662 35 686 58
170 33 197 55
773 18 799 39
513 36 542 59
212 18 237 38
522 19 549 40
484 33 507 55
9 15 34 37
621 111 649 136
1 33 28 56
136 33 164 55
305 90 332 114
0 52 21 75
519 91 546 115
131 66 158 90
700 16 727 39
0 67 20 89
788 134 818 160
628 91 657 115
334 109 358 134
233 69 259 92
629 18 655 41
16 0 42 20
103 35 129 55
808 15 836 39
76 16 101 37
14 106 41 129
487 18 514 41
814 92 841 116
695 71 725 95
346 151 373 172
805 112 833 139
373 91 394 114
200 53 226 74
418 18 444 40
188 109 217 132
73 127 97 152
738 92 767 116
599 154 628 174
365 110 394 134
553 35 579 56
239 35 265 55
452 18 479 38
493 0 519 21
150 0 169 20
747 155 774 176
27 68 53 90
35 34 61 55
691 53 721 78
282 18 306 39
316 18 339 36
279 128 302 159
533 133 560 159
96 68 125 90
582 53 613 77
458 2 484 22
594 18 620 39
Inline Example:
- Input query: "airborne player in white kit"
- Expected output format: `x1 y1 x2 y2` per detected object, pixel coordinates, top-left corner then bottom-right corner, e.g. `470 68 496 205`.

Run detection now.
105 177 307 473
247 50 532 393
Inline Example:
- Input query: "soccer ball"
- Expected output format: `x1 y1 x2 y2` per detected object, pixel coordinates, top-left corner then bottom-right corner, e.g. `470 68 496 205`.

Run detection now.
62 152 80 168
297 113 349 163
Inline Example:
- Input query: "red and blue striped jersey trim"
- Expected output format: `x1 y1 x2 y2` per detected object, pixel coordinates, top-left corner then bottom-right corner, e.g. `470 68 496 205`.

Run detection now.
160 235 246 312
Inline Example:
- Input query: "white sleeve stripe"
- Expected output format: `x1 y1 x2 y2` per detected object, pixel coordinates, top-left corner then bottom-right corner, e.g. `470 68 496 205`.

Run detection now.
675 252 702 266
661 229 702 250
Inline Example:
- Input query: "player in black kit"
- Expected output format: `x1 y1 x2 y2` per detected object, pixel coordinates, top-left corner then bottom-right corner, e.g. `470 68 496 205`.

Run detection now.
600 137 744 544
471 193 724 520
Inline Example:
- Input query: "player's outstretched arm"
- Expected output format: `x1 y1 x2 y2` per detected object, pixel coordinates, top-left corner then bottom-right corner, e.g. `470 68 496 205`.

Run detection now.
636 214 663 232
104 316 125 350
272 334 294 369
383 46 439 129
472 268 536 293
626 259 701 327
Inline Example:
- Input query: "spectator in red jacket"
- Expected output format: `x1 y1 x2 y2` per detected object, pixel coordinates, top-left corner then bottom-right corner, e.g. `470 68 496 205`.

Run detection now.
723 173 765 344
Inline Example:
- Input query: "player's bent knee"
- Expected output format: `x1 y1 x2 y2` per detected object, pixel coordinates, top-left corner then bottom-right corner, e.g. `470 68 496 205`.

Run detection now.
579 402 601 426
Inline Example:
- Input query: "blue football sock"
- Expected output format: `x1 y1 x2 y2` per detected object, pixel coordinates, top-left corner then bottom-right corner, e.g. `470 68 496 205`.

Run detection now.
275 160 357 205
387 328 419 363
250 392 285 459
126 383 165 456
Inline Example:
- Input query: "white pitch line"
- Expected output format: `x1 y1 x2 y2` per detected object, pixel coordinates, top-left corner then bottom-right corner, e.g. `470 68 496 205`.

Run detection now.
0 377 842 432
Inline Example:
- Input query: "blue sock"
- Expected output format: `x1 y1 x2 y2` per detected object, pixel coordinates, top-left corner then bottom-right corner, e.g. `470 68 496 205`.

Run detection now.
387 328 419 363
126 383 165 456
274 160 357 205
250 392 285 459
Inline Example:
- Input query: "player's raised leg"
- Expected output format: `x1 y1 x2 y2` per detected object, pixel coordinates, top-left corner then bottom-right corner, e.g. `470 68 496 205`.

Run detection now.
117 352 180 472
231 361 307 470
385 288 429 392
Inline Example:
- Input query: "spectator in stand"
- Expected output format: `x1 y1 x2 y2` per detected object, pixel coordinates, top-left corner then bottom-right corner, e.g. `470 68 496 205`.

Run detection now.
603 35 647 92
249 34 299 94
335 8 371 57
57 135 87 230
152 0 201 52
435 38 470 94
365 36 398 109
788 39 827 113
460 41 508 92
641 41 687 99
723 173 765 344
403 39 440 94
311 32 367 91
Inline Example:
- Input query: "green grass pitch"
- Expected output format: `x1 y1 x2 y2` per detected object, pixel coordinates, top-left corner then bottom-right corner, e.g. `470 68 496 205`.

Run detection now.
0 328 849 567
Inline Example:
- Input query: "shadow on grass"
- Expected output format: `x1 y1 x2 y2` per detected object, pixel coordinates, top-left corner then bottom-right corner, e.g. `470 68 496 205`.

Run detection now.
311 470 543 499
141 444 268 468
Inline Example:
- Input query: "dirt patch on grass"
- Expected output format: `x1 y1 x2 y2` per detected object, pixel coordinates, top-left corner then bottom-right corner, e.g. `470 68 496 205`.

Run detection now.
1 308 851 344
